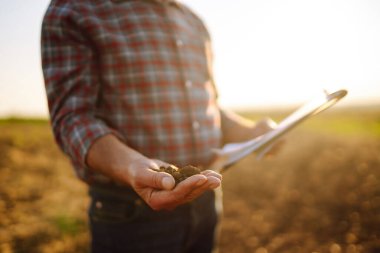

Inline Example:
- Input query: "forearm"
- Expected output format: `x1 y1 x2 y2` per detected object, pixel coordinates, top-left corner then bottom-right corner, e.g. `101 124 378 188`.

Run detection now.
85 134 146 186
220 108 256 143
220 108 275 143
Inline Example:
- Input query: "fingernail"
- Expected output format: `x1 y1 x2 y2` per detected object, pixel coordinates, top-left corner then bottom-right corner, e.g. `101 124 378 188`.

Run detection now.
162 177 174 190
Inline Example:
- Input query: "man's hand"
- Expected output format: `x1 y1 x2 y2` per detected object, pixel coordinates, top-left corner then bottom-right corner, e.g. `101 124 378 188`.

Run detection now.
220 109 284 157
253 117 284 157
127 158 222 210
87 134 222 211
251 117 277 137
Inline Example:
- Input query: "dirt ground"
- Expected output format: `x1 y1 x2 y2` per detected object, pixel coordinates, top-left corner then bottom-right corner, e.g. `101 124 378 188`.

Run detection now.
0 110 379 253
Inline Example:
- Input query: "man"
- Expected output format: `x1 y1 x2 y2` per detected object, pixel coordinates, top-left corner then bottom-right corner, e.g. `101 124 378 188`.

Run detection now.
41 0 276 252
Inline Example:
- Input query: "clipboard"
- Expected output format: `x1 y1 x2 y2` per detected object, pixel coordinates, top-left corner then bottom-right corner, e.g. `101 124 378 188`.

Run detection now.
210 89 348 172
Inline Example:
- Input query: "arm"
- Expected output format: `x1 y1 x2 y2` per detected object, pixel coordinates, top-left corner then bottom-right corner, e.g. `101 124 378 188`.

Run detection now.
220 108 277 144
41 5 114 177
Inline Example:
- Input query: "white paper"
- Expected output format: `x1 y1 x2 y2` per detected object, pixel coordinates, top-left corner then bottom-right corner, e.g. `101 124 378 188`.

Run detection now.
210 89 347 172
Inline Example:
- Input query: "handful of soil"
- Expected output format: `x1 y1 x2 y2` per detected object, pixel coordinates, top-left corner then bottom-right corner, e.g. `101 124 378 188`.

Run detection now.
154 165 201 185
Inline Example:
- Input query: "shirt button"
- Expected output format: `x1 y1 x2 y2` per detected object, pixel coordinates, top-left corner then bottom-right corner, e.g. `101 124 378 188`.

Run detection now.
185 80 192 88
192 121 200 130
176 39 184 47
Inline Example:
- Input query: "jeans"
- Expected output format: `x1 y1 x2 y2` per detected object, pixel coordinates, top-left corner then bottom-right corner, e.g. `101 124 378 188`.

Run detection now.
88 184 220 253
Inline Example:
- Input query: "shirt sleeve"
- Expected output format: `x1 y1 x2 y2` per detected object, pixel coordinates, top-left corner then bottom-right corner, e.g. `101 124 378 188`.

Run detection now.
41 3 122 178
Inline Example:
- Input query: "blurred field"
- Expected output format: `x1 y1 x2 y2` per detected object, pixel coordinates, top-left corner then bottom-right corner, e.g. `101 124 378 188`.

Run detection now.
0 107 379 253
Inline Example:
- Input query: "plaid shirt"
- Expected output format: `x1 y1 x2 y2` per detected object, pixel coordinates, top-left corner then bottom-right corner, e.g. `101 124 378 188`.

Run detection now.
41 0 222 183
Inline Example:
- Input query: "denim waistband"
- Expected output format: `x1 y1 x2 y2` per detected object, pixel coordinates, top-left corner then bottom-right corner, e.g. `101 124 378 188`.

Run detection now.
89 183 140 202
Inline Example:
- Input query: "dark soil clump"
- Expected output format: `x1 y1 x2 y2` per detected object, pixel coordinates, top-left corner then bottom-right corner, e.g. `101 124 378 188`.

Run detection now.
155 165 201 185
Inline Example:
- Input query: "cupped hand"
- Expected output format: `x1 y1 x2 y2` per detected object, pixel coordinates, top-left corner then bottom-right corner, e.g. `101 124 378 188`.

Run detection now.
127 158 222 210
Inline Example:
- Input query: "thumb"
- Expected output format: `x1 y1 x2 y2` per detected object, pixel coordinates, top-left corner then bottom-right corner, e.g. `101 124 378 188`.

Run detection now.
143 169 175 190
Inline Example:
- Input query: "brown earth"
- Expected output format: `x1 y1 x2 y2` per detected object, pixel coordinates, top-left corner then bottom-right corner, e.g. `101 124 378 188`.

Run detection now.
0 111 379 253
154 165 201 185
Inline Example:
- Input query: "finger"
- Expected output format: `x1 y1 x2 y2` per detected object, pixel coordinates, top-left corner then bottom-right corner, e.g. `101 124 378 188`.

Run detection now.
178 175 221 201
180 171 221 190
267 139 285 154
135 168 175 190
205 175 222 189
264 117 277 129
174 174 208 191
201 170 222 181
255 118 277 136
177 174 221 197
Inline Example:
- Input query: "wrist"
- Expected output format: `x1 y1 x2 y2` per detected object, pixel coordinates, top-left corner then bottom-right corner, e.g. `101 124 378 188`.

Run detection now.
116 150 149 186
86 134 147 186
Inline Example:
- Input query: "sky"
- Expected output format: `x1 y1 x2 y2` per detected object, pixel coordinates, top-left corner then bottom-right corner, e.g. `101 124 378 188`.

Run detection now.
0 0 379 117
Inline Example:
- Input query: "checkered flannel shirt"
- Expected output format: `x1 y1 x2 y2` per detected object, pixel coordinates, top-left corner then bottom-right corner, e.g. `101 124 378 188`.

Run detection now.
41 0 223 183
